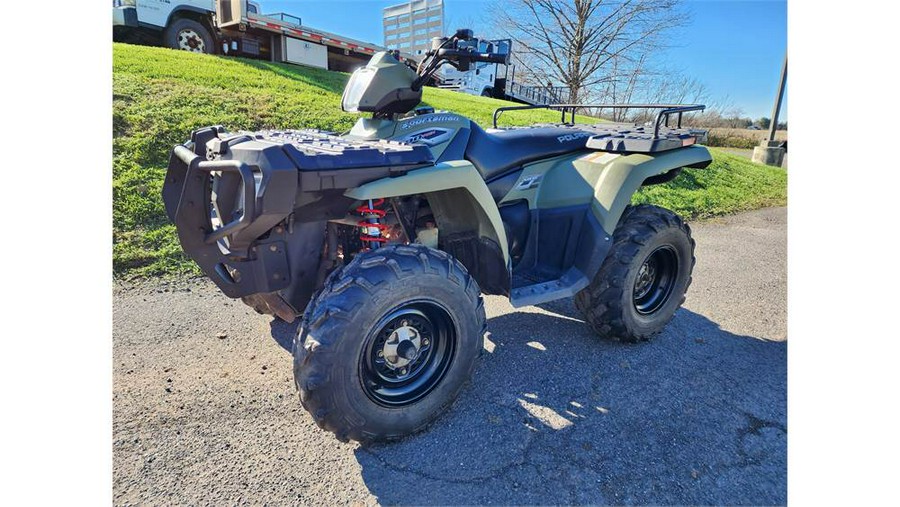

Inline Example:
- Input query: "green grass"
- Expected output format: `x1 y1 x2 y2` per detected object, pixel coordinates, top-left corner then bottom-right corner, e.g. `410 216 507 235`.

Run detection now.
632 148 787 217
113 43 786 278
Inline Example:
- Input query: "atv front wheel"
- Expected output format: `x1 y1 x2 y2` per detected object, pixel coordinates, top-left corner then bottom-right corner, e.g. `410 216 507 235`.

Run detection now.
574 204 695 342
293 244 486 443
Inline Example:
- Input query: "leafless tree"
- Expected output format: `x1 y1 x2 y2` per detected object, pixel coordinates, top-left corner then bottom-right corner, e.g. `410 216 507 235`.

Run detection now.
490 0 687 104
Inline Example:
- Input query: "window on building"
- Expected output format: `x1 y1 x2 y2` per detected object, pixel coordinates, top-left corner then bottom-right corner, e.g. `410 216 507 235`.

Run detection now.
427 15 441 23
414 17 427 25
398 21 410 29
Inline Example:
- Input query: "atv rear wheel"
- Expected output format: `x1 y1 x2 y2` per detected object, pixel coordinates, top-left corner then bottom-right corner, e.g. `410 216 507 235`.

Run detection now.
293 244 485 443
574 204 695 343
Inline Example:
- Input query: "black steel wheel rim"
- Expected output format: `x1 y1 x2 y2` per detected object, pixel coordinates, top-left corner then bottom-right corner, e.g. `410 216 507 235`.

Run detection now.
360 301 457 407
633 245 679 315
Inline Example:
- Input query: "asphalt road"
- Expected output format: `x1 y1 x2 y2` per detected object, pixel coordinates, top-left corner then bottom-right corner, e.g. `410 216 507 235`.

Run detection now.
113 207 787 506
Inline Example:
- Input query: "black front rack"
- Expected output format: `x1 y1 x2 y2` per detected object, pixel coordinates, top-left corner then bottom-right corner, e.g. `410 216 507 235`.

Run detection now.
492 103 706 137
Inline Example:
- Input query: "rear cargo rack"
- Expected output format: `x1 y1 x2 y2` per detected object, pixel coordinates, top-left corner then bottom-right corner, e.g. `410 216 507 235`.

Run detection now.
492 103 706 136
492 103 707 153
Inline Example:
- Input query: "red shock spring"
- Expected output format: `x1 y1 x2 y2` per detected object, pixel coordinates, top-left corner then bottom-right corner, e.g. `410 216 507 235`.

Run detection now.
356 198 389 248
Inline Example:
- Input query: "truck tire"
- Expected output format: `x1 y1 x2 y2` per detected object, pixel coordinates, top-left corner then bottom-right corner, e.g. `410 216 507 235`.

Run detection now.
481 88 493 97
574 204 695 343
163 18 214 54
293 244 486 443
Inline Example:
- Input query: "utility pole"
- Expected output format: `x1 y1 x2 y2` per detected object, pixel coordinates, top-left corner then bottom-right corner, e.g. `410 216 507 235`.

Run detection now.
768 54 787 141
752 52 788 167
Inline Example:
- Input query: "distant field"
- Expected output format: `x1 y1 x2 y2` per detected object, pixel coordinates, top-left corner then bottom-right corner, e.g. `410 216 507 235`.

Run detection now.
706 128 788 149
113 43 787 278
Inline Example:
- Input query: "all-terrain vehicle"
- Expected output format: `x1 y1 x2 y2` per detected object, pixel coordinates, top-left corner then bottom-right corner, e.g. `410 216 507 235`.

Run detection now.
162 29 712 443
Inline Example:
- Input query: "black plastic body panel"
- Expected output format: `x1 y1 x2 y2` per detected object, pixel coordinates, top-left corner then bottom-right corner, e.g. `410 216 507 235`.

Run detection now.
435 127 470 164
509 206 611 307
513 205 588 282
486 168 523 202
583 123 707 153
498 200 530 267
162 126 436 307
441 232 510 296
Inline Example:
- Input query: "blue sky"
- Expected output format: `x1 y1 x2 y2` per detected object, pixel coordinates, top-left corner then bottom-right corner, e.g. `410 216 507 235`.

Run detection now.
262 0 787 119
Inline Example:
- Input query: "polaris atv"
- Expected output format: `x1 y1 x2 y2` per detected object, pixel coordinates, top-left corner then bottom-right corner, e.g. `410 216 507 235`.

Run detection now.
162 29 712 443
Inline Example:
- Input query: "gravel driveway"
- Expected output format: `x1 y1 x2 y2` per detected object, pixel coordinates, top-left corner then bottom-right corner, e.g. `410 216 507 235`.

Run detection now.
113 207 787 506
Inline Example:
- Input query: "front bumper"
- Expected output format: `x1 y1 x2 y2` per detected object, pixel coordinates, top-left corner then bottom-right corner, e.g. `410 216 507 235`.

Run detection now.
112 6 138 28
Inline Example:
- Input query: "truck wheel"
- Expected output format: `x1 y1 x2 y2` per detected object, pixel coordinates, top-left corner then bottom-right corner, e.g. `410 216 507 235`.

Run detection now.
163 18 214 54
481 88 493 97
293 244 486 443
574 204 695 343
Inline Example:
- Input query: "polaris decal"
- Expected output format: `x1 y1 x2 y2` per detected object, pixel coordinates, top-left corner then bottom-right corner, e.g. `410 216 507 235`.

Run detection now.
398 128 453 146
515 174 543 190
557 132 593 143
400 114 463 130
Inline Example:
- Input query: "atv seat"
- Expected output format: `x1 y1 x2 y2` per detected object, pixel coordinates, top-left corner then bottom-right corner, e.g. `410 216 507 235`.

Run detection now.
464 122 591 181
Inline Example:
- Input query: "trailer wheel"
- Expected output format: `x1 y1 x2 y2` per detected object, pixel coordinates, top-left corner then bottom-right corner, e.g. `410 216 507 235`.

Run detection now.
163 18 214 54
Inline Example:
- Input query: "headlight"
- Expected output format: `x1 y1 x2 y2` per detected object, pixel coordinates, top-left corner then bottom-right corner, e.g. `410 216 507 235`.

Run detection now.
341 68 376 113
114 0 137 8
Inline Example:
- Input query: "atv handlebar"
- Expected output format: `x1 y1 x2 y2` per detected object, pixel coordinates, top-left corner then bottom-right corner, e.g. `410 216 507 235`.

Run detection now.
435 48 510 65
411 30 510 90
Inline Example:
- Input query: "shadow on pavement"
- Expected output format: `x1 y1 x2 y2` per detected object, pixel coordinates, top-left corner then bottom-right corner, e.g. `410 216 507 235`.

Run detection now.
269 318 300 353
353 302 786 506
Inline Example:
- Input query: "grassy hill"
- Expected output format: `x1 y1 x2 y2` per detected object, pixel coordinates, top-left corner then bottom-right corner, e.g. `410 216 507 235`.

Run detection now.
113 43 786 278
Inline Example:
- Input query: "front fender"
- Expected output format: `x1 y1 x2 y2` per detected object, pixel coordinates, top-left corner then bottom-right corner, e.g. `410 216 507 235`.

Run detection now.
344 160 509 262
345 160 511 295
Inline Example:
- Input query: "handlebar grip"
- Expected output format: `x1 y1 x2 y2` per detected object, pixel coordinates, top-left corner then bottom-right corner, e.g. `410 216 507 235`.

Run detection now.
435 48 510 65
483 52 510 64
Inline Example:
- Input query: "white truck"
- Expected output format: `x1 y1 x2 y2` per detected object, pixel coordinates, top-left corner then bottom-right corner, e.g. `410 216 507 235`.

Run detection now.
112 1 260 55
441 38 570 105
112 1 404 72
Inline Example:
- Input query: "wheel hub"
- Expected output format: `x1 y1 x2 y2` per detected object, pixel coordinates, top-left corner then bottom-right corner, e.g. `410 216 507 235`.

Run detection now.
632 246 679 315
178 29 205 52
361 303 454 407
381 323 421 370
634 261 657 299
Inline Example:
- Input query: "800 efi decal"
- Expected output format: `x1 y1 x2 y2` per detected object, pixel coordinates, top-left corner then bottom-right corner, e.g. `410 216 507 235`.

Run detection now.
398 128 453 146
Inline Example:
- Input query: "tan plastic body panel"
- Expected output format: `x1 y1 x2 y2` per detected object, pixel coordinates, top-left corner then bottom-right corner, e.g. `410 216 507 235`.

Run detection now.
502 145 712 234
344 160 510 262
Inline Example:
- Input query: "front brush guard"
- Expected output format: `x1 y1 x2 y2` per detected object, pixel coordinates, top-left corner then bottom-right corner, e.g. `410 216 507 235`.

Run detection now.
162 127 296 298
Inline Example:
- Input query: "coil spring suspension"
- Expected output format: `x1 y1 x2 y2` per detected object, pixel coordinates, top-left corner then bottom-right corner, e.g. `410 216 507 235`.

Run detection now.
356 198 389 249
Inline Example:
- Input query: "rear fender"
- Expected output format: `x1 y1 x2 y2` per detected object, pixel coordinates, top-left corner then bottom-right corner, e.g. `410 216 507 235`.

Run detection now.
344 160 511 295
574 145 712 234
